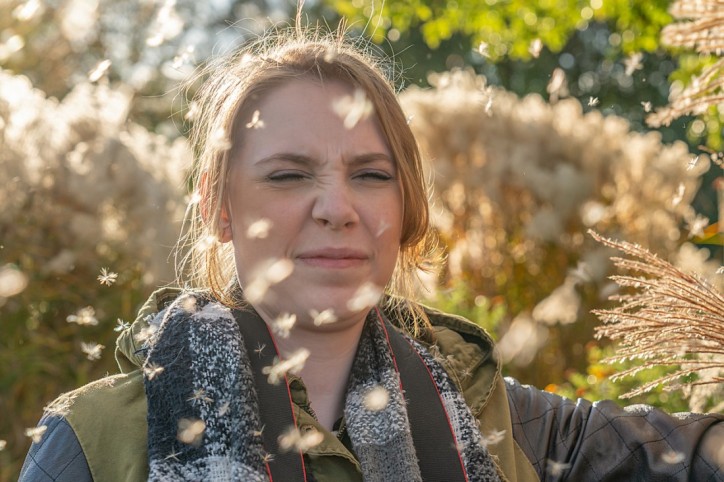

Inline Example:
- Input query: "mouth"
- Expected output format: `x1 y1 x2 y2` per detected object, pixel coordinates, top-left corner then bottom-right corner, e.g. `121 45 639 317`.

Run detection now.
296 248 368 268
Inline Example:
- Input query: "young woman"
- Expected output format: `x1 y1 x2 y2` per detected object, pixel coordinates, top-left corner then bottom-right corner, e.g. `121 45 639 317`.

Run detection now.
20 29 723 481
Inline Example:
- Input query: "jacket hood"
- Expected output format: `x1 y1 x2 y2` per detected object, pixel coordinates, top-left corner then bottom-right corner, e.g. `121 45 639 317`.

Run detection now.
115 287 185 373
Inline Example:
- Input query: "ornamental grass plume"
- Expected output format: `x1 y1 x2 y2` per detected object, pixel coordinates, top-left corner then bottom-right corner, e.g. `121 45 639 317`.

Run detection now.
590 230 724 406
400 70 716 385
400 70 710 308
0 69 189 283
648 0 724 130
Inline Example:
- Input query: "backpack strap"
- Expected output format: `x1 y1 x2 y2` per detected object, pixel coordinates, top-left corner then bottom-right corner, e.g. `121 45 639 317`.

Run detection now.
233 307 308 482
375 308 469 482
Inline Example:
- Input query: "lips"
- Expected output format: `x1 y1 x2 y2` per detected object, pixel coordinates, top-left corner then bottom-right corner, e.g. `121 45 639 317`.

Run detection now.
296 248 368 268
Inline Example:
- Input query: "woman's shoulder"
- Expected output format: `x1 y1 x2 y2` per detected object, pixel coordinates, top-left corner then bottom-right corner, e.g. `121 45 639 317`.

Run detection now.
22 371 149 482
411 304 502 415
69 370 145 405
46 370 147 433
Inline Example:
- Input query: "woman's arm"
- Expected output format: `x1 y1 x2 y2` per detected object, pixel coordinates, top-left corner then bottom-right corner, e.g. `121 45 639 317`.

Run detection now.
505 377 724 481
19 415 93 482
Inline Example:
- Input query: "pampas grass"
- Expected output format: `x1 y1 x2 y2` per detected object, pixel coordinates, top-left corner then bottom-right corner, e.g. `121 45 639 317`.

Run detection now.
591 230 724 401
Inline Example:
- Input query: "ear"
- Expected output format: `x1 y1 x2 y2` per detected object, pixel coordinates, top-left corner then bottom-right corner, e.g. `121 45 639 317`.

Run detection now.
218 202 233 243
199 171 233 243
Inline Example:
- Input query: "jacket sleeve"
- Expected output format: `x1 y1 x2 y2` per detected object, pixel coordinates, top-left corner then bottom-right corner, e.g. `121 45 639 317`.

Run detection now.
19 415 93 482
504 376 724 481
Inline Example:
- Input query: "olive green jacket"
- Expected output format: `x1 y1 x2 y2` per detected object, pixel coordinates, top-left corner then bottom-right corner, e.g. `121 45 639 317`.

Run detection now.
59 288 539 481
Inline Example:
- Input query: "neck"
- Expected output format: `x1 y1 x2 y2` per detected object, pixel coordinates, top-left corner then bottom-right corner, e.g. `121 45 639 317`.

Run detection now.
264 310 369 430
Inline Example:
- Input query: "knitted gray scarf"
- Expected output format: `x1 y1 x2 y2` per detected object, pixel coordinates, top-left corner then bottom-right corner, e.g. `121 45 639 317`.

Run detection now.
143 293 501 481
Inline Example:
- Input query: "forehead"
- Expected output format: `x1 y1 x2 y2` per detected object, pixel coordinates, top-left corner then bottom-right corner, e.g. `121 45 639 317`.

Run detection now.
233 78 391 161
260 76 351 108
245 77 360 128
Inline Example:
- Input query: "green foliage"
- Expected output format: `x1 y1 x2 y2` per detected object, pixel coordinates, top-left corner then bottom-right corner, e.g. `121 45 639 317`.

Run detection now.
667 53 724 150
424 279 508 338
327 0 671 59
597 0 673 53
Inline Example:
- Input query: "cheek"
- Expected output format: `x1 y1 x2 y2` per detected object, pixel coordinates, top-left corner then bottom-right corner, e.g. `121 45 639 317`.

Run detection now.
371 204 404 260
230 200 304 262
229 186 296 238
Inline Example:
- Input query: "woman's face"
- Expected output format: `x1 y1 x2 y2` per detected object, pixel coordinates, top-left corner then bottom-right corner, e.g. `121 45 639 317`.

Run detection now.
222 78 403 330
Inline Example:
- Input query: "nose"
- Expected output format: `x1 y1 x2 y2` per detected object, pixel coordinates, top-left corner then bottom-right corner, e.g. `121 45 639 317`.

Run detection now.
312 179 360 229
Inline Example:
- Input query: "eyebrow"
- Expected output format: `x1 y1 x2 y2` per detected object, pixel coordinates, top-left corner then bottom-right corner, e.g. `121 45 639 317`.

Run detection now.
253 152 394 167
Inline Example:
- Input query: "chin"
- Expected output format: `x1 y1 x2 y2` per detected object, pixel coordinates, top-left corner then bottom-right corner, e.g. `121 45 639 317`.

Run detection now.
260 276 385 324
282 293 372 327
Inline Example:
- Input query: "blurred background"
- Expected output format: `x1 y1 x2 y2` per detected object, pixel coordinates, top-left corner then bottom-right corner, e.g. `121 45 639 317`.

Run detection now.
1 0 722 479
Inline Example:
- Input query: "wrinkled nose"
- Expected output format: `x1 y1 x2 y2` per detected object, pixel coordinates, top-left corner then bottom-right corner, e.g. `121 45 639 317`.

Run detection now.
312 181 360 229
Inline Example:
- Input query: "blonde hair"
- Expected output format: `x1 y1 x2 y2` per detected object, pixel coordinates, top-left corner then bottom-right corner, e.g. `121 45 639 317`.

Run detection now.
176 27 438 335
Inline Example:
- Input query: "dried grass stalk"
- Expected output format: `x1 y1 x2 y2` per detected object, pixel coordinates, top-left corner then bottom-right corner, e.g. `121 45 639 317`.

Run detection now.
650 0 724 129
590 230 724 399
647 59 724 129
664 1 724 55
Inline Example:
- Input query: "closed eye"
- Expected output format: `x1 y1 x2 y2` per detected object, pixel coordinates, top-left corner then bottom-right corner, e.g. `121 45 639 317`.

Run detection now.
355 170 394 181
266 171 310 182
